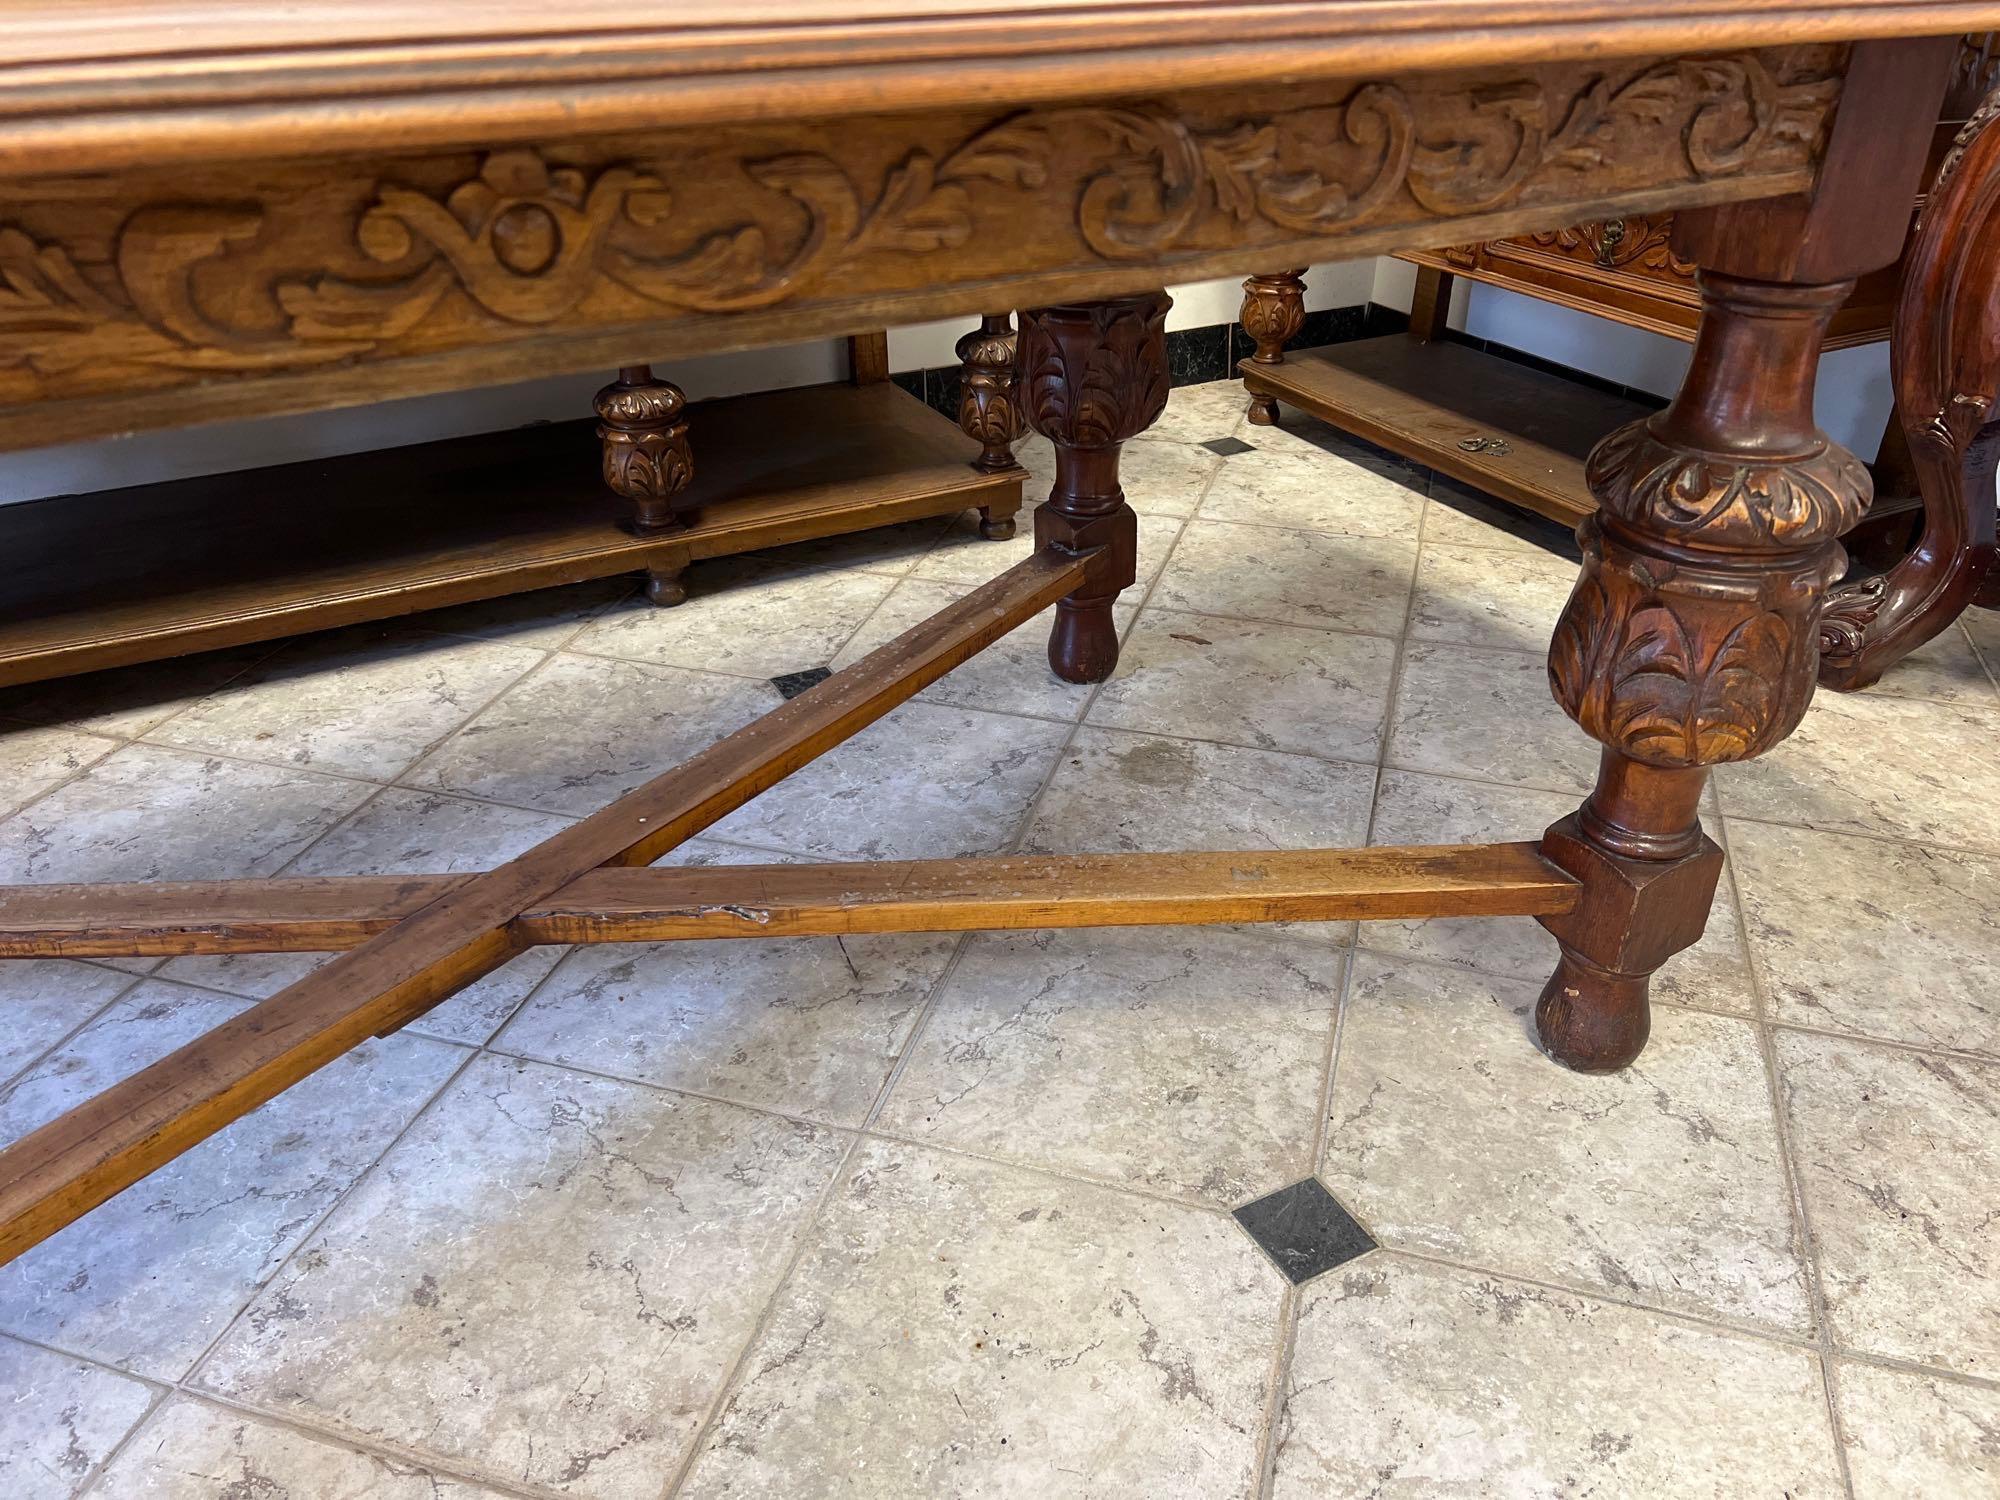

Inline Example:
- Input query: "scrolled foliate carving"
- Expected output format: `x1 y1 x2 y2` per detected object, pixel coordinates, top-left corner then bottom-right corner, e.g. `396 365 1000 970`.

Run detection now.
1584 417 1872 549
0 45 1842 423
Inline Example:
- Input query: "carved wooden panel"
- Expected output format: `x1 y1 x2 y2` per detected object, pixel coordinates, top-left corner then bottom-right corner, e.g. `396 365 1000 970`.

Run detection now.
0 46 1845 449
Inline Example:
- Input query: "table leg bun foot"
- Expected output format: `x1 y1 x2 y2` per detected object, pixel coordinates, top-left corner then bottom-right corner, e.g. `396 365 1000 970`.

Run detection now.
1046 598 1120 683
1534 951 1650 1073
1246 394 1280 425
978 505 1018 541
644 565 688 607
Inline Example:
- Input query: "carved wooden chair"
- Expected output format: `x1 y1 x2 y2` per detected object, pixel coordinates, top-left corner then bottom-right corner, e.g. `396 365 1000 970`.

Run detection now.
1817 82 2000 689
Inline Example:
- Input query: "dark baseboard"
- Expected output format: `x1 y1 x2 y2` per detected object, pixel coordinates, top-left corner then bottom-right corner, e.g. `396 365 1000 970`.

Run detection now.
890 300 1666 421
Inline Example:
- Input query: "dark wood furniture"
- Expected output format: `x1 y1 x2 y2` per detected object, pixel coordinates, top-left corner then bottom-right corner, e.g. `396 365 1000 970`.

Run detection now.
1240 35 1999 532
0 4 1987 1273
1818 82 2000 687
0 330 1025 686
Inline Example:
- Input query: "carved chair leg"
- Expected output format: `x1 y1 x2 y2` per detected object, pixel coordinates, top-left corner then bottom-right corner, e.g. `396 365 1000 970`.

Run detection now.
596 363 694 537
1019 293 1171 683
1541 273 1868 1071
1818 84 2000 691
1240 270 1306 425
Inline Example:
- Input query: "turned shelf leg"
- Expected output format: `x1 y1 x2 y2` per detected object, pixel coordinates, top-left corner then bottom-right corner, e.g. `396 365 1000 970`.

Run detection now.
1538 272 1869 1071
956 312 1027 541
1019 294 1171 683
1240 270 1306 425
596 364 695 605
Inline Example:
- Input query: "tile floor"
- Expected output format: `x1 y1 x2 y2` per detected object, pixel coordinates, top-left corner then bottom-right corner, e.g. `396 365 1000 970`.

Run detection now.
2 378 1996 1498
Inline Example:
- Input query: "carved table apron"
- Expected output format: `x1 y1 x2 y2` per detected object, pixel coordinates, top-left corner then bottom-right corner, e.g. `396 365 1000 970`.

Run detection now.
0 6 1986 1267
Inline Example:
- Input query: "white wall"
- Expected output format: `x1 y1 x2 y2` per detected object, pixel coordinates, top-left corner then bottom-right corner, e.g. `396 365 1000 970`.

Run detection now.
1368 259 1895 460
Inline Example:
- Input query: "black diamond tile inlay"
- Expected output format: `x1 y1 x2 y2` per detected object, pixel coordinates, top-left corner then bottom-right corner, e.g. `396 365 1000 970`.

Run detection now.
1201 435 1256 456
770 666 833 699
1233 1178 1375 1284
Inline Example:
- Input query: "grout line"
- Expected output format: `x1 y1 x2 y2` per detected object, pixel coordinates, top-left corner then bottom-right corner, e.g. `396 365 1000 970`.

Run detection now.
1723 792 1861 1497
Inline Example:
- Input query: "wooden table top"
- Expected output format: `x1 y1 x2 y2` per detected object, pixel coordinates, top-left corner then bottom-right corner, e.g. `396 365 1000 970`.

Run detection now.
6 2 2000 175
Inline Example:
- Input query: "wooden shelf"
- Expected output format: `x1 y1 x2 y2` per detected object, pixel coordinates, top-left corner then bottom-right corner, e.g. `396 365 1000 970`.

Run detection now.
0 381 1022 688
1242 335 1651 529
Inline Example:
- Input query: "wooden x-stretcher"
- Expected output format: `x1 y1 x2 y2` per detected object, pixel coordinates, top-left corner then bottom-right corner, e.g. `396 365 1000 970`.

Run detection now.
0 545 1581 1265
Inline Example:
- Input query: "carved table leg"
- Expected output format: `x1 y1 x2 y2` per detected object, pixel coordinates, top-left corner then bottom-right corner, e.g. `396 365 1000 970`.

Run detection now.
1019 293 1171 683
1240 270 1306 425
956 312 1027 539
595 364 694 606
1539 273 1871 1070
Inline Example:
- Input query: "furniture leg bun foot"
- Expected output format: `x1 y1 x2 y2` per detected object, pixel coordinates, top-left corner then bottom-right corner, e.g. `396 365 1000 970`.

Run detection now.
1534 950 1650 1073
1047 597 1120 683
1246 393 1280 425
978 506 1017 541
644 566 688 606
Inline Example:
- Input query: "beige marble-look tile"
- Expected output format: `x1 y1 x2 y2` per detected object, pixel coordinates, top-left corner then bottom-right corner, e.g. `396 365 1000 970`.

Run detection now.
1422 473 1581 556
1021 726 1375 856
1715 689 2000 853
146 626 544 782
1322 953 1809 1332
877 925 1342 1204
710 701 1070 861
1367 770 1756 1015
0 645 273 740
915 507 1179 589
569 566 898 679
1835 1361 2000 1499
1777 1032 2000 1376
403 651 778 817
158 945 566 1049
1408 540 1578 653
288 785 576 877
496 928 958 1127
0 959 139 1085
1386 641 1600 795
677 1137 1283 1499
197 1054 847 1500
412 575 635 650
1143 377 1258 445
1087 609 1397 765
0 725 120 818
0 744 374 884
1272 1254 1842 1499
1852 620 1999 705
1731 820 2000 1055
0 1335 157 1500
1151 519 1417 635
0 981 465 1379
1199 432 1427 538
95 1397 517 1499
828 575 1134 722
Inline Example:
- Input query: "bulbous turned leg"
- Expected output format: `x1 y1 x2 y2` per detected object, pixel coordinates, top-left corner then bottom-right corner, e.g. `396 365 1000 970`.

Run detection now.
957 314 1026 541
1538 273 1869 1071
597 364 694 537
1240 270 1305 425
1019 294 1171 683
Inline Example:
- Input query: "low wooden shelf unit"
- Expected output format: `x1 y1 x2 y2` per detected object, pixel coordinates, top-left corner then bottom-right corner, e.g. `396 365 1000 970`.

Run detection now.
0 378 1024 689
